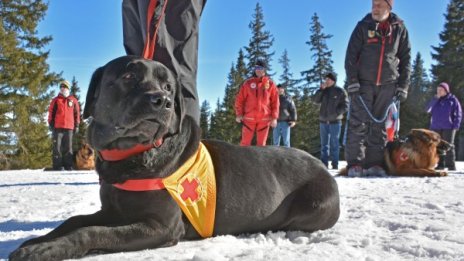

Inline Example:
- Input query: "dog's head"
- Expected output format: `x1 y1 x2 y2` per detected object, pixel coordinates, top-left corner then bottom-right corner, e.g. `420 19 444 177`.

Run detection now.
408 128 452 155
79 143 94 158
83 56 184 152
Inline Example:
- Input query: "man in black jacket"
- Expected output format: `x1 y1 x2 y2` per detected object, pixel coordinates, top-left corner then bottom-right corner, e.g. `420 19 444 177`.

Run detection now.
344 0 411 176
313 73 348 170
272 84 297 147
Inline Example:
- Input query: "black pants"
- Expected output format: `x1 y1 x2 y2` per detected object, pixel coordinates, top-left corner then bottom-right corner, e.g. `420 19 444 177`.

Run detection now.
52 129 74 170
433 129 457 168
122 0 206 123
345 83 396 169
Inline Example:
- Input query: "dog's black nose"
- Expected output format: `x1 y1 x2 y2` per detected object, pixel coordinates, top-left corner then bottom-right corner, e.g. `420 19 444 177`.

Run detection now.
149 93 171 109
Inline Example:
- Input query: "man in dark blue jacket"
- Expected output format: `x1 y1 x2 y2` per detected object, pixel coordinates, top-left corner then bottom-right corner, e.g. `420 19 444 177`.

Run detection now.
313 73 348 170
273 84 297 147
344 0 411 177
426 82 462 171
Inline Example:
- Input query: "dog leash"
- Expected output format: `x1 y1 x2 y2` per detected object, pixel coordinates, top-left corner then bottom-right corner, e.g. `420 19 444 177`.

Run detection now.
343 95 400 146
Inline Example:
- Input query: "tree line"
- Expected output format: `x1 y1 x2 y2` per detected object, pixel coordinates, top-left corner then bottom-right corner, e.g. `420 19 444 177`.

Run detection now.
1 1 464 169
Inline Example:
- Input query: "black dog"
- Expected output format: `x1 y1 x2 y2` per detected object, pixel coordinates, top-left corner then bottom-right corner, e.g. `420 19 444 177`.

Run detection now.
9 56 340 260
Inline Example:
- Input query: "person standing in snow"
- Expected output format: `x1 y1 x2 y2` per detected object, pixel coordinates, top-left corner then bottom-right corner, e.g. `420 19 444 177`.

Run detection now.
48 80 80 170
272 84 297 147
312 72 348 170
426 82 462 171
235 60 279 146
344 0 411 177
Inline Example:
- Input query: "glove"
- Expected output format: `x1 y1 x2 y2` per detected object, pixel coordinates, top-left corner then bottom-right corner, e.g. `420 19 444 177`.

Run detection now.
48 125 54 132
395 88 408 102
74 127 79 134
347 82 360 96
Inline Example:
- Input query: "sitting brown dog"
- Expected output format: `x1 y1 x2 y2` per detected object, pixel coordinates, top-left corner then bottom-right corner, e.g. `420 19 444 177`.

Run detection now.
10 56 340 261
384 128 451 177
74 143 95 170
339 129 451 177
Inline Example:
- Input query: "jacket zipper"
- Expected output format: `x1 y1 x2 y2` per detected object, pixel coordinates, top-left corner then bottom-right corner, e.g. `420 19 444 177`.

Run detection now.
376 37 386 86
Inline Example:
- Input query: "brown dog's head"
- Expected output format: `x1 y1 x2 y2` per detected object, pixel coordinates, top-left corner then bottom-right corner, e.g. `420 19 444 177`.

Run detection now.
83 56 184 152
409 128 452 156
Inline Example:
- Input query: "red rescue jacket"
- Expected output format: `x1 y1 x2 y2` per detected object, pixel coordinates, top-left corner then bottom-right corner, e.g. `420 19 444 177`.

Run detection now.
48 94 80 130
235 76 279 122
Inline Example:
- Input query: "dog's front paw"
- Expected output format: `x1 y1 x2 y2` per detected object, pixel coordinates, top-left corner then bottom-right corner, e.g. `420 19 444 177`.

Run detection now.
437 171 448 177
9 240 82 261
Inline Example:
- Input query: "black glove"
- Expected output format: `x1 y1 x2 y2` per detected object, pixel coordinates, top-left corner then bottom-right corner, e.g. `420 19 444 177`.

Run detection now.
395 88 408 102
347 82 360 96
74 127 79 134
48 125 54 132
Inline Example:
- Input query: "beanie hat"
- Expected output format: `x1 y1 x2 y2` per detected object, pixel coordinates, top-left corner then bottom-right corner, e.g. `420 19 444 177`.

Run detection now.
384 0 393 9
255 59 267 69
438 82 450 93
277 84 286 89
325 72 337 83
59 80 71 89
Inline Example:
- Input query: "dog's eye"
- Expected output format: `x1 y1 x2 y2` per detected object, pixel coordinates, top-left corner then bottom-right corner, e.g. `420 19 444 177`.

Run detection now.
122 72 136 81
165 84 172 92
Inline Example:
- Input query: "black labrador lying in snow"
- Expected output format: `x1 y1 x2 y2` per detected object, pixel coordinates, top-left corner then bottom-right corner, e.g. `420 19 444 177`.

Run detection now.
10 56 340 260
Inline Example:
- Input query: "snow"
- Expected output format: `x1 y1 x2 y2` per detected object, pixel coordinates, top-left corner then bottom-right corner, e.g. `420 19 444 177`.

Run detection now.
1 163 464 261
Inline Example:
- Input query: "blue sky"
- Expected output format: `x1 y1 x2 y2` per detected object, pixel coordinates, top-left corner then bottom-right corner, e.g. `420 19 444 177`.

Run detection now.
37 0 449 108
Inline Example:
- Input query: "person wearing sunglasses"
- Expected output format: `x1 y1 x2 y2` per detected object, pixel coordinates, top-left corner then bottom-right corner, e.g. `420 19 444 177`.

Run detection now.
235 59 279 146
344 0 411 177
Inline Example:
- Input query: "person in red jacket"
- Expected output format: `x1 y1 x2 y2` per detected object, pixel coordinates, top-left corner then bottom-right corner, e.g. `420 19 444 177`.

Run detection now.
48 80 81 170
235 60 279 146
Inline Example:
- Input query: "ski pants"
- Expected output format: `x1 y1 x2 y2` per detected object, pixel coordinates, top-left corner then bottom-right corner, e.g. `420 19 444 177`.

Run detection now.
240 120 271 146
122 0 206 123
345 83 396 169
433 129 457 168
52 129 74 170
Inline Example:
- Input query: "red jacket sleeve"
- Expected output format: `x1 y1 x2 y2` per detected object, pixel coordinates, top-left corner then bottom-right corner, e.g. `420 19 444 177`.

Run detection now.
48 98 57 125
73 96 81 127
235 81 248 117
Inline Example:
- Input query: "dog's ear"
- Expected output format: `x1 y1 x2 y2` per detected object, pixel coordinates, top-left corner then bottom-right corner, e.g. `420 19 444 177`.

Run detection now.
83 67 104 119
410 129 435 144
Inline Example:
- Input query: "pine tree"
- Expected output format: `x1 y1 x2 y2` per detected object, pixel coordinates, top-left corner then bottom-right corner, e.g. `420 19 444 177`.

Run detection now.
431 0 464 101
0 1 60 169
399 52 431 135
244 2 275 76
278 49 298 97
199 100 210 138
300 13 334 92
70 77 87 151
430 0 464 160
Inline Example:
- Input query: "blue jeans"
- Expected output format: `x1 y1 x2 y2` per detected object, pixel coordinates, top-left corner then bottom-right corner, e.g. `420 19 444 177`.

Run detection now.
273 121 291 147
320 122 341 168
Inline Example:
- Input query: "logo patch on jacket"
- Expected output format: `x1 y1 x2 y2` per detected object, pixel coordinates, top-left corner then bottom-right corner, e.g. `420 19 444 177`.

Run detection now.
368 30 376 38
68 100 74 107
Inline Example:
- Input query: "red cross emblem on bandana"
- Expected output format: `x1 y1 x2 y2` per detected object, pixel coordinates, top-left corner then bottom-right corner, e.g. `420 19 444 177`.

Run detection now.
180 178 200 202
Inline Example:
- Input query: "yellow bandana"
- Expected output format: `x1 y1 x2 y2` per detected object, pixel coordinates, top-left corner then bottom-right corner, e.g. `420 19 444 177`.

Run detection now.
162 142 216 238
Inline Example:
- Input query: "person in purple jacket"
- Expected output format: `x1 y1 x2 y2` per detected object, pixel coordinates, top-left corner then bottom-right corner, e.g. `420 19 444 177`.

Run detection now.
426 82 462 170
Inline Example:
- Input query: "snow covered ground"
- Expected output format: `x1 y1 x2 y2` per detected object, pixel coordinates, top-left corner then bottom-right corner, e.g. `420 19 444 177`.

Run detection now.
1 163 463 261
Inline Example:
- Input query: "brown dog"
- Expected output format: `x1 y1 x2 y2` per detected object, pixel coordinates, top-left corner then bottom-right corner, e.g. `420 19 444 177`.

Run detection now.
74 143 95 170
384 129 451 177
339 129 451 177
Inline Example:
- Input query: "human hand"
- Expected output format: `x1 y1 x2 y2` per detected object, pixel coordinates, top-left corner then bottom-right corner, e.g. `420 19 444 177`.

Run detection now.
235 116 243 123
74 127 79 134
395 88 408 102
48 125 54 132
289 121 296 128
270 119 277 128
